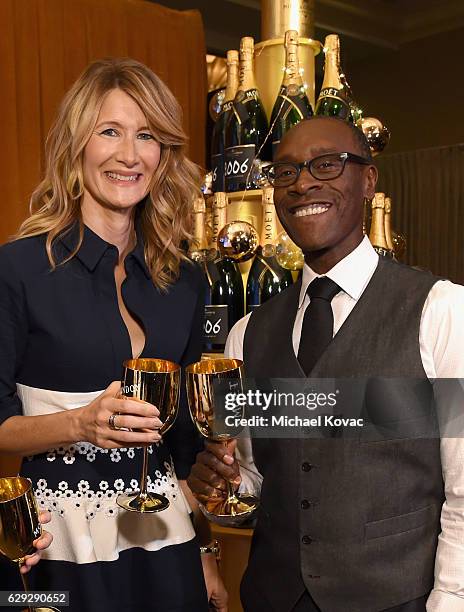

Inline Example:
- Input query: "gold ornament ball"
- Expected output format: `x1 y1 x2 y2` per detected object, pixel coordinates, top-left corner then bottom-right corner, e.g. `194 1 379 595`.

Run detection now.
357 117 391 156
209 88 225 122
217 221 259 262
392 230 406 260
275 231 304 270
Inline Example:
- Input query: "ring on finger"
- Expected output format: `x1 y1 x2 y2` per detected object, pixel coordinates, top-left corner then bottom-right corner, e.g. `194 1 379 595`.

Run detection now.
108 413 123 431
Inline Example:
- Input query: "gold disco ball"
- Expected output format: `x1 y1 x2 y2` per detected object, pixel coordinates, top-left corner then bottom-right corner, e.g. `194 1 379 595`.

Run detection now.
275 231 304 270
357 117 391 156
217 221 259 262
392 230 406 260
209 88 225 122
201 171 213 196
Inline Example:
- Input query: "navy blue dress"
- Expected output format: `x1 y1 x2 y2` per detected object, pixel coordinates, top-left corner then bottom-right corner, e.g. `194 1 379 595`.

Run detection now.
0 224 208 612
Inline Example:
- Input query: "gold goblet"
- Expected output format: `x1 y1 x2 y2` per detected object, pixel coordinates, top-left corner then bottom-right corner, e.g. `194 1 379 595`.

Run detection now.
186 358 259 526
116 358 180 513
0 476 60 612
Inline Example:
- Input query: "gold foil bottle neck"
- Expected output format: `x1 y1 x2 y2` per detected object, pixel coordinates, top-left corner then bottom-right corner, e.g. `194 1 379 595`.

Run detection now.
260 187 278 249
240 36 254 54
193 196 206 214
285 29 299 48
369 193 390 252
227 49 239 64
262 185 274 204
321 34 343 91
239 37 256 91
371 192 385 209
211 192 229 247
191 202 209 254
224 50 239 103
213 192 228 209
283 29 302 86
324 34 340 53
384 196 395 252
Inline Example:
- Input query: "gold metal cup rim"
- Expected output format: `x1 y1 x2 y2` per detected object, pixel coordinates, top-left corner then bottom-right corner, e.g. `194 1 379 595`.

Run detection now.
254 37 322 55
186 358 243 375
123 358 180 373
0 477 32 503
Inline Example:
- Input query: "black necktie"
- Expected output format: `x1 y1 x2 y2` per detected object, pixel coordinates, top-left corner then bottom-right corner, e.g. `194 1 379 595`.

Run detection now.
298 277 341 376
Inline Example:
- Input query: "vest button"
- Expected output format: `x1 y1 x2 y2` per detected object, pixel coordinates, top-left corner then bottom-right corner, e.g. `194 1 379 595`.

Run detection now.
301 462 313 472
301 499 310 509
302 535 313 545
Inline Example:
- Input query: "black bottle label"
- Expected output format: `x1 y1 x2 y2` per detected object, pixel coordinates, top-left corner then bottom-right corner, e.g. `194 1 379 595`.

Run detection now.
279 88 312 119
211 153 224 192
318 87 345 101
224 144 255 191
233 89 259 123
204 305 229 344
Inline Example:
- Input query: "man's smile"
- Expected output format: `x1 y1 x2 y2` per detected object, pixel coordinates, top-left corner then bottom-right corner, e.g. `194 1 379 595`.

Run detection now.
291 201 332 217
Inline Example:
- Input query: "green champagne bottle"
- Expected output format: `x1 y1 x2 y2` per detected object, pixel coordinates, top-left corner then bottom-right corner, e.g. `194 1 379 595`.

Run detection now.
224 37 270 192
246 187 293 312
315 34 352 121
269 30 313 159
203 193 244 352
211 50 239 193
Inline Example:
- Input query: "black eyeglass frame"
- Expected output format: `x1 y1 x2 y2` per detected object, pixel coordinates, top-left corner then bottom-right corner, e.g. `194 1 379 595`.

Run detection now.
263 152 372 187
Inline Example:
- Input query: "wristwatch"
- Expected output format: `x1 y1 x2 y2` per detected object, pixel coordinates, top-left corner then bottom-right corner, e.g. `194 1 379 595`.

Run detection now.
200 539 221 562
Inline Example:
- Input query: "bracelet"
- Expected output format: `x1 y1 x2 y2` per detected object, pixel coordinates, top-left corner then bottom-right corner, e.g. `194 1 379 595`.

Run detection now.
200 539 221 562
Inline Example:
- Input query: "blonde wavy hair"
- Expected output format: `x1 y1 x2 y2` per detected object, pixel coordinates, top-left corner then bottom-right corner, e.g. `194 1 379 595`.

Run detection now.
15 57 202 290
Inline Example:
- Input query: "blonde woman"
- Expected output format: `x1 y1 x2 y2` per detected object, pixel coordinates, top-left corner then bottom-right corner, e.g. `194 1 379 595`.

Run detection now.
0 58 227 612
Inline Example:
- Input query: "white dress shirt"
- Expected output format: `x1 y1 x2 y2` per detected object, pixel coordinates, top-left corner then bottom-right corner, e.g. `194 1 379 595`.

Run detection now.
225 236 464 611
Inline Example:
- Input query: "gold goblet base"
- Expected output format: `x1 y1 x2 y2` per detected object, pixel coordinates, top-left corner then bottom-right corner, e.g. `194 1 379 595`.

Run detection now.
116 492 169 513
200 493 259 527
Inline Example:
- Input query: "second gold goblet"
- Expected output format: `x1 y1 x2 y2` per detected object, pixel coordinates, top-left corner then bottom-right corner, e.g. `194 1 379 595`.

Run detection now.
0 476 60 612
116 358 180 513
186 358 259 526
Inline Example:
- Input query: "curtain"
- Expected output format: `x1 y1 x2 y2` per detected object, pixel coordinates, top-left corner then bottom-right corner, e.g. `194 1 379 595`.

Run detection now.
376 144 464 285
0 0 206 244
0 0 206 476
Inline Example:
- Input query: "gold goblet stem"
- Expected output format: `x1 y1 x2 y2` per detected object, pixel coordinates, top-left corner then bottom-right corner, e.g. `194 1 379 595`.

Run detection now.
222 441 240 515
139 447 149 502
19 564 34 612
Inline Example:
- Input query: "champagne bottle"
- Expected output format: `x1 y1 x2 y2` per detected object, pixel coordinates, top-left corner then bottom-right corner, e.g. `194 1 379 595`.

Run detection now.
202 193 244 352
211 50 239 193
369 193 394 258
246 187 293 312
315 34 352 121
269 30 313 159
384 197 395 253
340 71 363 123
385 196 407 260
224 37 270 192
190 196 212 262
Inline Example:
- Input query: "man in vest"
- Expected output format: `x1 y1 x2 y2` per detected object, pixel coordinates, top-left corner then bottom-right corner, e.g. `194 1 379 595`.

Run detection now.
188 117 464 611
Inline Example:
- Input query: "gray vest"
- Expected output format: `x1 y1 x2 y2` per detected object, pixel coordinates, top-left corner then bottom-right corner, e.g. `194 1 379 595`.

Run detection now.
241 257 444 612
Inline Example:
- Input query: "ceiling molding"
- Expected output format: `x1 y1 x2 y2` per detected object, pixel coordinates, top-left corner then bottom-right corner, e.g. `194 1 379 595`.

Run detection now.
400 0 464 43
315 0 399 49
205 29 242 54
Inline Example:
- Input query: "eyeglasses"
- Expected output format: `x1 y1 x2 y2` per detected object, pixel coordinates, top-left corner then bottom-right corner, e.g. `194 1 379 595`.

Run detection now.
263 152 371 187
